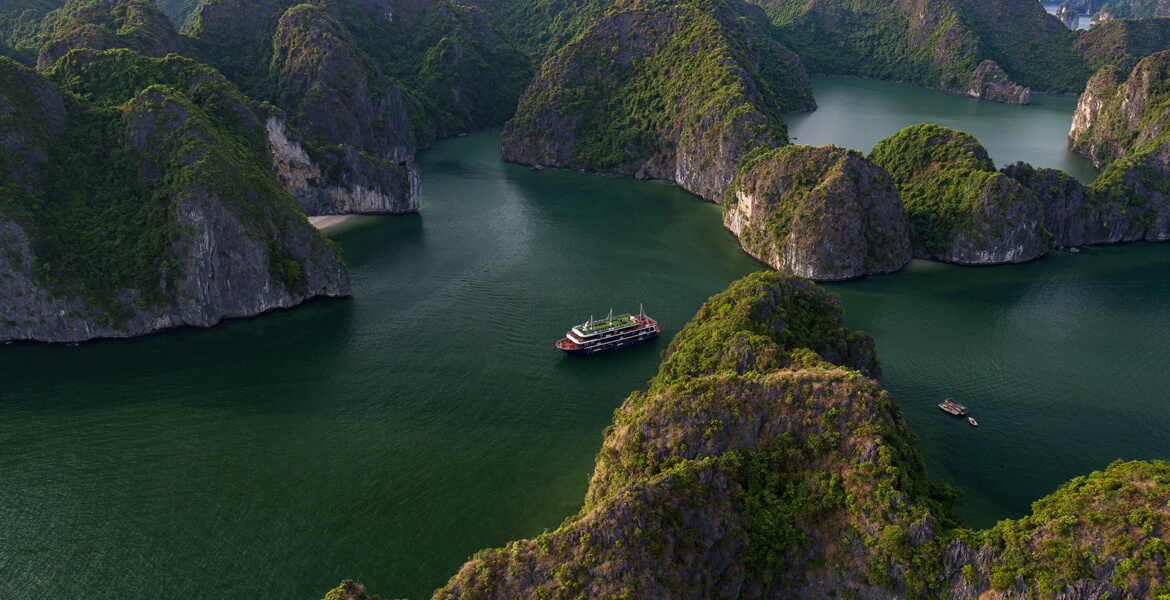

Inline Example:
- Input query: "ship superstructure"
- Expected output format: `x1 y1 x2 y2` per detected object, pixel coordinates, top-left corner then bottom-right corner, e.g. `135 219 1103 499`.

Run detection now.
556 305 660 355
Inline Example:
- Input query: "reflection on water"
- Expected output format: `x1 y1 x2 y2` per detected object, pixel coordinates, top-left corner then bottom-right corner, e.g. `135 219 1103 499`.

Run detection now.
787 76 1098 182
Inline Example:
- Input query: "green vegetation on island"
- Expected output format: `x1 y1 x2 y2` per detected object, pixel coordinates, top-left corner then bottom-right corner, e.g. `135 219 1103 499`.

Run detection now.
388 272 1170 600
868 124 1049 263
0 49 348 340
724 144 912 279
501 0 814 202
751 0 1090 95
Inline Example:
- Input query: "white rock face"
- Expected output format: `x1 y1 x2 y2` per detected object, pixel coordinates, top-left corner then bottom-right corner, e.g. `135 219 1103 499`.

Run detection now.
267 116 421 215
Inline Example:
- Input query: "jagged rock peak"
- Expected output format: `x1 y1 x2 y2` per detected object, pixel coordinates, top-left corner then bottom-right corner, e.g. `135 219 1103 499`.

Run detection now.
1070 50 1170 170
724 144 911 280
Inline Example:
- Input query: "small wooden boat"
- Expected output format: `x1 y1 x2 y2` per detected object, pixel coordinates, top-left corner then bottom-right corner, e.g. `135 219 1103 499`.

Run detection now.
968 417 978 427
939 398 968 416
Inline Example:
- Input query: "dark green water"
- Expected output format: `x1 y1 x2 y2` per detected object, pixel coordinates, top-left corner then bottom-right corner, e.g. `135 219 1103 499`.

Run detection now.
786 76 1099 183
0 133 760 600
826 249 1170 527
1 80 1167 600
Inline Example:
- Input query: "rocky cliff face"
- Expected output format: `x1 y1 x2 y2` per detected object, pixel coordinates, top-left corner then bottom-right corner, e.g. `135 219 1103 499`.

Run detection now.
267 3 420 215
724 145 911 280
188 0 530 216
265 115 420 215
1070 50 1170 169
1001 161 1170 245
0 51 349 343
501 0 814 203
966 60 1030 104
423 272 1170 600
868 124 1049 264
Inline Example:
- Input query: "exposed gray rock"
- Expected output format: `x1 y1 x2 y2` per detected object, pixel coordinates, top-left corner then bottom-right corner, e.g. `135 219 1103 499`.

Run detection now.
942 172 1048 264
966 60 1030 104
724 145 911 280
266 116 420 215
0 190 349 343
265 2 421 215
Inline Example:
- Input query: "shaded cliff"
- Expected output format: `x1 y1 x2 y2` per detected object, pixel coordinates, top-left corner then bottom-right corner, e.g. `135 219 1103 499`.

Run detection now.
267 3 419 215
868 124 1049 264
751 0 1088 97
723 145 911 280
414 272 1170 600
149 0 203 28
1002 161 1170 244
501 0 814 202
0 50 348 343
188 0 530 214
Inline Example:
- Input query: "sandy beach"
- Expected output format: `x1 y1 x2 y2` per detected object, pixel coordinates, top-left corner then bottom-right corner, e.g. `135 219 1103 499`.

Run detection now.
308 215 358 230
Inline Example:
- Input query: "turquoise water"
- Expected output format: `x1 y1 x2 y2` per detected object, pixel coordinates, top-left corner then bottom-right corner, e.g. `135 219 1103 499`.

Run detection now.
786 76 1099 183
1 80 1167 600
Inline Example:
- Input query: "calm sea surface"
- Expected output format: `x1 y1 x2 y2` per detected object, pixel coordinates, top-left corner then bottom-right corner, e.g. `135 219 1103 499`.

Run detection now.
786 76 1099 182
1 79 1167 599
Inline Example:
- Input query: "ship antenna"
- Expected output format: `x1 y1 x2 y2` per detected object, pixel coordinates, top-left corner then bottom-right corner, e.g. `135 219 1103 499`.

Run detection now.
639 303 645 318
608 308 614 322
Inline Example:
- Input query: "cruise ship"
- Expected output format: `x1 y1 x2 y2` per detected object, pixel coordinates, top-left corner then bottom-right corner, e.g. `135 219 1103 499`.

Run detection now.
555 305 660 355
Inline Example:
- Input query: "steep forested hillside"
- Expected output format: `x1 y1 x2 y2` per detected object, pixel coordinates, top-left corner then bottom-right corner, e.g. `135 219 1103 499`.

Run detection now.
150 0 202 27
868 124 1049 263
750 0 1090 95
501 0 814 202
0 50 349 342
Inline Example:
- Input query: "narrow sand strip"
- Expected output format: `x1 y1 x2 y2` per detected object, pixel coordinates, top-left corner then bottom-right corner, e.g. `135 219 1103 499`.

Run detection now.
309 215 358 231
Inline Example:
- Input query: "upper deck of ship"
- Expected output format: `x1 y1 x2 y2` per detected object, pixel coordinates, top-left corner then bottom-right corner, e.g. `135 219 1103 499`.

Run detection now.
575 314 636 337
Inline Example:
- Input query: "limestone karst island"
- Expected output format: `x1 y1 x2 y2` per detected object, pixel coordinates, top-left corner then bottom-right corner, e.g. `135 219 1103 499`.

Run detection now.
1 0 1169 599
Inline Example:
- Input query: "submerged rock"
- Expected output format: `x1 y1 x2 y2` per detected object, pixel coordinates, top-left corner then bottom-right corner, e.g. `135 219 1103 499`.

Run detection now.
724 145 911 280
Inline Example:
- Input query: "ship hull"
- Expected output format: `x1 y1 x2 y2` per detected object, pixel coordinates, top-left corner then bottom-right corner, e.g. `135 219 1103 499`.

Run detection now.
557 331 659 355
